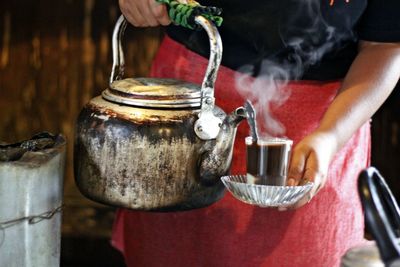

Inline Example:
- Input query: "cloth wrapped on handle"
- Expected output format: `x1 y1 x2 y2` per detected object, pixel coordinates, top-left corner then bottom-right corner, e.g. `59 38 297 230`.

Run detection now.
156 0 223 29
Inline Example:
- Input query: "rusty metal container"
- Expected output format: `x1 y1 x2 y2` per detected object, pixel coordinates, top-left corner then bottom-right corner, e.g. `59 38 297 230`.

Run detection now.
0 133 66 267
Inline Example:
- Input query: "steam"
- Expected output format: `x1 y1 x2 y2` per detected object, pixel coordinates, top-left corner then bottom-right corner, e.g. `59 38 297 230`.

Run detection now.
235 0 354 137
236 61 291 137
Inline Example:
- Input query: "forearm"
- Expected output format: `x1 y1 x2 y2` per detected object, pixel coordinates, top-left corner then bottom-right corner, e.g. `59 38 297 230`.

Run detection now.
316 41 400 151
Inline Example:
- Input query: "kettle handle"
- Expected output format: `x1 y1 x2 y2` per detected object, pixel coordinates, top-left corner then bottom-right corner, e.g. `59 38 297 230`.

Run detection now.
110 15 127 84
110 15 223 140
358 167 400 265
109 15 222 102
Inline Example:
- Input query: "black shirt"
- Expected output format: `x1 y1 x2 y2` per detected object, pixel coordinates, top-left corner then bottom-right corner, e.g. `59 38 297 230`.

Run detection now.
166 0 400 80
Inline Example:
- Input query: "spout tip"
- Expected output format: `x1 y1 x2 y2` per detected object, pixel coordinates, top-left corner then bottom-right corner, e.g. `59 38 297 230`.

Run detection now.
235 106 246 118
231 107 247 125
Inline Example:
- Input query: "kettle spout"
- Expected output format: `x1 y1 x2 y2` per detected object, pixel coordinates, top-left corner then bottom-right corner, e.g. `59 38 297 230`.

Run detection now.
198 107 246 186
225 106 246 128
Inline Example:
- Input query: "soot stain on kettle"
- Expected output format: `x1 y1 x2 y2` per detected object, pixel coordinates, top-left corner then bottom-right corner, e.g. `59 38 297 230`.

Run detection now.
82 103 199 143
75 102 230 211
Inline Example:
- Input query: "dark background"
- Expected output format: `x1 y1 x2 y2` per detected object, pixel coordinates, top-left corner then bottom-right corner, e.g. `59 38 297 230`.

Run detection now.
0 1 162 266
0 1 398 266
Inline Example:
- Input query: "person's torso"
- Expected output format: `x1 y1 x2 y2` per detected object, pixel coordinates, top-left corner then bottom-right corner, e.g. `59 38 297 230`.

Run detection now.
167 0 368 80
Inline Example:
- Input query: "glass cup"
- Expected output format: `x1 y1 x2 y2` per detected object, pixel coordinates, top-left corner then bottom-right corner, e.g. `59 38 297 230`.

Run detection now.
245 136 293 186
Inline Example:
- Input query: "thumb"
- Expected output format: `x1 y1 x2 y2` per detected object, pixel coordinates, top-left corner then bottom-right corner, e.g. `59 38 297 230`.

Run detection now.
302 152 318 184
287 149 306 186
302 151 324 197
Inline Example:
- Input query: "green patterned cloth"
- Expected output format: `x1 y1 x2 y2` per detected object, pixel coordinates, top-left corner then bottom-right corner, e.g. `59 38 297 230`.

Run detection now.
156 0 223 29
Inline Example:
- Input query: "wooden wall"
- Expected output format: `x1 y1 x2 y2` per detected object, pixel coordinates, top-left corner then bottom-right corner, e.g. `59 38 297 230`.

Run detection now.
0 1 162 265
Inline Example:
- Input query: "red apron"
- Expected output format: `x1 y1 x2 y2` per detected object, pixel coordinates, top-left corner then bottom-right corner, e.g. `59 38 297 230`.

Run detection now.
112 36 371 267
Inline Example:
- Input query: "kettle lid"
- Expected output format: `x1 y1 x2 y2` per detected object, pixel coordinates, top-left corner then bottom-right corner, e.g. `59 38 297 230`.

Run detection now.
103 78 202 108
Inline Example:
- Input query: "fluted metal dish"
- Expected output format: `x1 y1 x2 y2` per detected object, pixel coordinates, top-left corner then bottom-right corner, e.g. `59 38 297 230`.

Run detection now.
221 175 313 208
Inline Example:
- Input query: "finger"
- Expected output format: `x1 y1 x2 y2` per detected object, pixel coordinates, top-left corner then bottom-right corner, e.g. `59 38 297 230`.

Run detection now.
310 177 325 198
288 177 325 210
131 5 149 26
285 151 319 210
119 0 142 26
302 152 318 186
121 1 148 27
303 151 326 198
135 0 159 26
314 183 323 194
278 207 288 212
150 1 171 26
296 194 310 208
287 150 306 186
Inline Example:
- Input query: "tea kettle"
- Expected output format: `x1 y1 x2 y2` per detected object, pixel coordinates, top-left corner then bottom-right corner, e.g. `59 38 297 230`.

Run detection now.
74 15 246 211
341 167 400 267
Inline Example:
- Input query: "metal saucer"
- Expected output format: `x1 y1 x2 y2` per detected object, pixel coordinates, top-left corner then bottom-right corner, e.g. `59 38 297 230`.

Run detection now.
221 175 313 208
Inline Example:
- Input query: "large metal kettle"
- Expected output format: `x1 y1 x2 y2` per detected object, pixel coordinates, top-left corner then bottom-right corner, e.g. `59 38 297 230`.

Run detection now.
341 167 400 267
74 15 245 211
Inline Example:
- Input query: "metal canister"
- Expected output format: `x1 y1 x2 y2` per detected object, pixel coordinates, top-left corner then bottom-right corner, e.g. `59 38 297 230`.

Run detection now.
0 133 66 267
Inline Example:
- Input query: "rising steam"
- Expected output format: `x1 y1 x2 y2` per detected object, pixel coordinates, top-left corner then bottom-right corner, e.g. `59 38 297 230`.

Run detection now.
235 0 355 137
